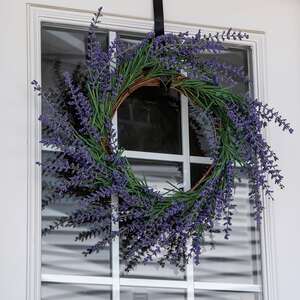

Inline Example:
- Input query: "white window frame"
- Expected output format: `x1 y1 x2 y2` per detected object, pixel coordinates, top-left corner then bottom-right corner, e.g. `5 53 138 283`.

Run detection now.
26 4 277 300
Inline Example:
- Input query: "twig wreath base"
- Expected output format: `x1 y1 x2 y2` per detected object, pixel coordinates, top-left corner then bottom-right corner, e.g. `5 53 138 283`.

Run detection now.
34 7 293 272
112 75 214 191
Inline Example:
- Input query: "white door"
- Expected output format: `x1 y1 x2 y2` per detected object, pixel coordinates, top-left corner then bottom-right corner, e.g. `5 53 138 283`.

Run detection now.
0 1 299 300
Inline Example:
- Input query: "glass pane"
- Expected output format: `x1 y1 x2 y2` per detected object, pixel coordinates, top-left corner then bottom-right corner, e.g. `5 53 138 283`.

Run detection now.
118 29 182 154
41 24 108 89
189 47 250 156
190 164 211 189
120 262 185 281
120 287 186 300
127 158 183 193
42 151 111 276
195 290 261 300
194 172 261 284
41 25 108 141
118 86 182 154
41 283 111 300
120 261 186 280
217 47 250 95
189 108 216 158
41 26 110 276
120 158 185 280
119 33 145 45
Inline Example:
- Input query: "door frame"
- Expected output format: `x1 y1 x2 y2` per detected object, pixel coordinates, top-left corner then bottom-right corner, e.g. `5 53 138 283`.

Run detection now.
26 4 276 300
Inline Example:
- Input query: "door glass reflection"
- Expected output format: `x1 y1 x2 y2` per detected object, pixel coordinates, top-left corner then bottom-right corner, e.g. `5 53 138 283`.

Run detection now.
121 287 186 300
127 158 183 194
120 158 185 280
41 25 107 89
41 283 111 300
195 290 261 300
41 151 111 277
193 172 261 284
118 86 182 154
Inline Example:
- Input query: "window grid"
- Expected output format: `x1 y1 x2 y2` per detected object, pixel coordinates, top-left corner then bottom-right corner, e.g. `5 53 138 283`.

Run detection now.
182 94 195 300
41 146 212 165
110 30 121 300
40 27 262 300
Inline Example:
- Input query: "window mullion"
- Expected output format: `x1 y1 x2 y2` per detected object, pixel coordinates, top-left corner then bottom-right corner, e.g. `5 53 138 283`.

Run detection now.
181 95 191 192
180 92 194 300
123 150 184 162
109 30 120 300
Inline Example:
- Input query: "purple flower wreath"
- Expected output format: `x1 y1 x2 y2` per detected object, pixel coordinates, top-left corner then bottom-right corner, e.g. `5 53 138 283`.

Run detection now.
33 7 293 271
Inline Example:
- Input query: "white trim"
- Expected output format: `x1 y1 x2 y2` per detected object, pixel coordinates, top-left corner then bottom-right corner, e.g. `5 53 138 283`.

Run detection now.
111 195 120 300
110 30 121 300
26 4 265 42
41 274 261 293
181 93 192 192
111 29 119 142
194 282 262 293
180 91 194 300
40 145 213 164
26 5 42 300
41 145 62 152
190 156 213 165
27 4 274 300
251 33 279 300
123 150 184 162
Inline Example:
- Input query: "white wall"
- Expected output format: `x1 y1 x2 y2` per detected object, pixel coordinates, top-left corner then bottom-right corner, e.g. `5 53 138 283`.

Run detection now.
0 0 299 299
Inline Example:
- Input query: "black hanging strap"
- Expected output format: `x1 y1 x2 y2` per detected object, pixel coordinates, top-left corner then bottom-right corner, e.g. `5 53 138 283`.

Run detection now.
153 0 165 37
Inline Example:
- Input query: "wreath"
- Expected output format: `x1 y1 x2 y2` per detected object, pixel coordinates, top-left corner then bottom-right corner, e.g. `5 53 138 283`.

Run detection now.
33 7 293 271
